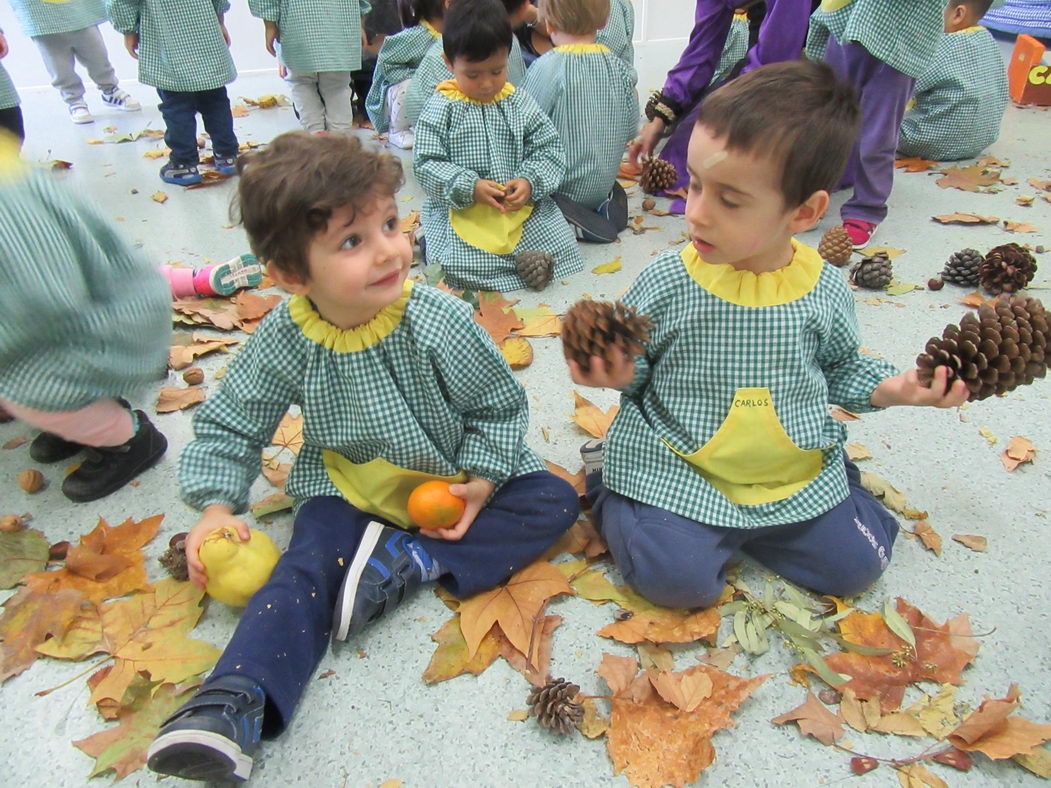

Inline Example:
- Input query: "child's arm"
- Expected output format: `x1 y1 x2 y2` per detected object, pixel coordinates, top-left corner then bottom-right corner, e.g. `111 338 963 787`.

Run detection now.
247 0 279 54
870 367 968 409
107 0 143 50
413 101 485 210
404 45 446 125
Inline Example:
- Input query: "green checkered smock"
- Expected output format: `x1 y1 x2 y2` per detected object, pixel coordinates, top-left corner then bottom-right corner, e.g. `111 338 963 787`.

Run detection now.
0 157 170 411
596 0 634 69
604 242 898 529
247 0 371 74
107 0 236 92
8 0 106 38
365 22 439 132
805 0 944 79
404 35 527 125
520 44 638 209
711 12 748 86
898 26 1008 162
179 282 545 513
413 84 584 292
0 57 18 110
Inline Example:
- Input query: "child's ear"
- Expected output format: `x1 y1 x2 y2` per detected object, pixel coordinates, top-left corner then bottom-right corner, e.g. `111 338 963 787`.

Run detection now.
443 53 454 72
266 260 310 295
788 190 830 234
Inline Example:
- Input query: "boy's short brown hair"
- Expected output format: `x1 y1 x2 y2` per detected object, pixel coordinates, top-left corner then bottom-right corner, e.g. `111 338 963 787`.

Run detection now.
541 0 610 36
234 132 404 281
696 60 860 208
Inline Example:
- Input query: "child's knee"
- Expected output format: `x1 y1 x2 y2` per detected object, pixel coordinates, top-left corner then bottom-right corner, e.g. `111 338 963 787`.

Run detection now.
528 472 582 531
809 545 890 598
627 568 726 610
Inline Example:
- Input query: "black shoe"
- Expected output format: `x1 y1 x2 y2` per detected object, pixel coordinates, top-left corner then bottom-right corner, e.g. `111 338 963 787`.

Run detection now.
29 432 84 463
61 411 167 502
600 181 629 233
552 193 619 243
332 521 425 642
147 675 265 782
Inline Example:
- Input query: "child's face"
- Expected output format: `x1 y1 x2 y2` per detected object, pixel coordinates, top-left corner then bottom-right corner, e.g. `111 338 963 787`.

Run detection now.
278 195 412 329
684 125 823 272
448 50 509 103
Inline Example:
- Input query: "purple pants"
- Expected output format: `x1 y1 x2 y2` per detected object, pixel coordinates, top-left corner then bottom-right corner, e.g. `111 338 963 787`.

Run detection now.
823 36 915 225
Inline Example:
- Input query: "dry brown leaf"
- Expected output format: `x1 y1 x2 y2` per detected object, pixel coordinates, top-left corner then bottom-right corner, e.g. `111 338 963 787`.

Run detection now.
840 687 882 732
830 406 861 422
543 461 585 498
912 521 942 556
399 210 420 236
261 461 291 491
232 291 282 333
936 165 1000 192
2 436 27 450
895 157 939 173
422 614 509 683
1027 177 1051 192
617 160 641 181
1001 436 1036 471
172 298 242 331
168 332 239 370
1015 746 1051 778
637 642 674 672
872 711 928 736
156 386 206 413
696 644 739 671
646 667 713 712
231 104 250 117
772 691 845 746
1016 195 1036 207
948 684 1051 759
959 290 997 308
499 337 533 369
932 213 1000 225
579 697 610 739
896 763 948 788
952 534 987 552
498 614 561 687
572 391 618 439
596 583 720 645
1003 220 1039 233
0 587 85 681
516 312 562 337
151 191 168 204
474 292 523 343
846 443 873 461
269 411 304 454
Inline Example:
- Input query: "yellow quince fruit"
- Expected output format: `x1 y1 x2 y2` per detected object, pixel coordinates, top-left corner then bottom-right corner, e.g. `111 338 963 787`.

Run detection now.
199 527 282 607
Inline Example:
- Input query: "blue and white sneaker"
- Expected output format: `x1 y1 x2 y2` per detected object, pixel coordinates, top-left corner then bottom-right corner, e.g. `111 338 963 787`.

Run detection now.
160 160 203 186
147 675 265 783
331 521 427 642
580 439 605 474
213 154 238 175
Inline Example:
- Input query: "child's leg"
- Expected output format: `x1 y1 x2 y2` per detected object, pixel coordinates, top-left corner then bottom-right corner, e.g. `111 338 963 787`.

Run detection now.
157 89 200 165
286 71 327 133
316 71 355 135
0 106 25 145
32 32 86 106
161 255 262 299
1 397 133 447
68 26 118 95
386 78 415 149
740 459 899 597
823 36 914 230
586 470 748 608
195 87 239 160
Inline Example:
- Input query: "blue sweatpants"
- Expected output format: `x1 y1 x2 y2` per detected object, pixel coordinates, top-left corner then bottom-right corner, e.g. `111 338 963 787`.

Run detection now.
587 459 899 609
208 470 579 735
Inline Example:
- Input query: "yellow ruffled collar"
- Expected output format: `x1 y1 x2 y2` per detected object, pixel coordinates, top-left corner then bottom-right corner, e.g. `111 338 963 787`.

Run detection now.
680 239 823 307
289 279 413 352
421 19 440 38
554 43 609 55
952 25 985 35
436 79 515 104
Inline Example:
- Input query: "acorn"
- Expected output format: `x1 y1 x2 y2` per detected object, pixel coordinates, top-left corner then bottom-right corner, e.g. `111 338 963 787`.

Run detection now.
0 514 25 533
18 469 45 493
49 541 71 561
182 367 205 385
928 278 945 291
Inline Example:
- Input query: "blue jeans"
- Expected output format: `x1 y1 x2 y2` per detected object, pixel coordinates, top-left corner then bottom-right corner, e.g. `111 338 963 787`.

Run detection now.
156 86 238 165
207 470 579 735
587 459 899 609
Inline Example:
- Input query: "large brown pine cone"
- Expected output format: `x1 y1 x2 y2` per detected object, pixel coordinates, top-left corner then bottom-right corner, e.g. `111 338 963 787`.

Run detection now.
528 677 583 735
562 300 651 372
818 226 853 268
850 252 893 290
640 158 678 194
979 243 1037 295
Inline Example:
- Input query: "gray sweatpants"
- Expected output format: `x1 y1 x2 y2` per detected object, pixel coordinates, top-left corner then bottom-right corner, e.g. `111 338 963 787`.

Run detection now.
286 70 354 134
33 25 118 105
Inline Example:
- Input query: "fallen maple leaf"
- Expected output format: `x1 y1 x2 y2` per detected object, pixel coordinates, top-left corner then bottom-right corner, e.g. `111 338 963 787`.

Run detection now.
232 291 282 333
860 246 907 259
498 614 561 687
860 472 927 520
830 406 860 421
771 691 845 745
932 213 1000 225
948 684 1051 760
1016 746 1051 778
544 460 586 498
399 210 420 236
1001 436 1036 471
846 442 873 461
1028 177 1051 192
1003 220 1039 233
474 291 523 343
0 587 85 681
499 337 533 369
156 386 206 413
840 687 882 732
172 297 242 331
952 534 987 552
895 157 939 173
249 492 294 517
0 527 50 589
242 93 290 108
959 290 997 308
1016 195 1036 207
168 332 238 370
617 160 641 181
647 667 713 712
912 521 942 555
514 305 562 337
596 582 720 645
2 435 27 449
151 191 168 204
422 614 507 683
270 411 304 454
936 165 1000 192
895 762 948 788
572 391 618 439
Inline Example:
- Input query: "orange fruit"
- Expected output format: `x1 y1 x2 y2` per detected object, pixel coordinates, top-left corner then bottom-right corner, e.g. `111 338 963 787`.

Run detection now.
407 480 465 529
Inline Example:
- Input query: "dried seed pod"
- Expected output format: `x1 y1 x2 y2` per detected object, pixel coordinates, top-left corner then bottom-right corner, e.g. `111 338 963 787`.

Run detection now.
0 514 25 532
927 278 945 291
49 540 70 561
18 469 45 493
182 367 205 385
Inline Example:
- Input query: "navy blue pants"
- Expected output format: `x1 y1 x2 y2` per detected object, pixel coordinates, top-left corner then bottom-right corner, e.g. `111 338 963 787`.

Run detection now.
0 106 24 145
209 470 578 735
156 86 238 165
587 459 899 609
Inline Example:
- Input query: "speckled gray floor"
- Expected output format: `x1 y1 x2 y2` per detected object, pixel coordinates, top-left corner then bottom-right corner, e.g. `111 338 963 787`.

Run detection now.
1 55 1050 788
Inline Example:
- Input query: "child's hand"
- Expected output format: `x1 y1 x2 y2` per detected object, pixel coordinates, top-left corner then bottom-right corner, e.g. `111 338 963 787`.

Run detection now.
264 20 279 56
278 63 288 79
124 32 139 59
220 22 232 47
503 178 532 211
567 348 636 390
474 179 507 211
628 118 666 166
869 366 969 409
418 476 495 541
0 32 9 59
184 504 251 588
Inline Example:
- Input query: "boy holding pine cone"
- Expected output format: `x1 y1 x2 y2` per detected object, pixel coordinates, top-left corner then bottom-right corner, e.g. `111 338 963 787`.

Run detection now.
565 61 968 611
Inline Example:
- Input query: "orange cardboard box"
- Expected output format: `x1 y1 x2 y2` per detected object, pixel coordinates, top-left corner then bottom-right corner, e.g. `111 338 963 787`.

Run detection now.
1008 34 1051 105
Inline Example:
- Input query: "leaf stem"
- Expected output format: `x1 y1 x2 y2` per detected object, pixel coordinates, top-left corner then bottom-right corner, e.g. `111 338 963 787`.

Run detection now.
34 655 112 697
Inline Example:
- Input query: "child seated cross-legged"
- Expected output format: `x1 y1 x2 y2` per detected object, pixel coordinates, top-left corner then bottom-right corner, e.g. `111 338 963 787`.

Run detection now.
413 0 584 291
145 132 579 783
521 0 639 243
568 61 969 610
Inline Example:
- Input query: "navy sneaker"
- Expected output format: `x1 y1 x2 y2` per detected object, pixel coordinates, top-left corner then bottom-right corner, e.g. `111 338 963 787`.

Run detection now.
598 181 629 233
213 154 238 175
331 521 424 642
552 193 619 243
160 159 202 186
147 675 265 782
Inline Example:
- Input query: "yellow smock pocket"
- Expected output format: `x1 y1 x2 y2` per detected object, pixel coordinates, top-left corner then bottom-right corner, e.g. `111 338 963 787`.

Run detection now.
322 451 467 529
450 201 533 255
665 387 824 506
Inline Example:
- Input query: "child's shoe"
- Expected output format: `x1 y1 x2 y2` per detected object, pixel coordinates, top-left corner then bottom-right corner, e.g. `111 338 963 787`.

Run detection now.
101 87 141 112
147 675 265 783
61 411 167 502
201 254 262 296
598 182 629 234
213 155 238 175
29 432 83 463
552 194 619 244
580 439 604 474
331 522 430 642
160 160 203 186
69 102 93 124
842 218 877 248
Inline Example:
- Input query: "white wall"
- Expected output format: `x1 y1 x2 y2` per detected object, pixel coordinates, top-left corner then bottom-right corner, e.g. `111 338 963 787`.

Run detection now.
0 0 693 93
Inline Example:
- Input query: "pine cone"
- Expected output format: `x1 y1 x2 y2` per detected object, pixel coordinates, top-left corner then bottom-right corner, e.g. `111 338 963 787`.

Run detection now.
561 300 651 372
640 158 678 194
850 252 893 290
818 226 853 267
515 250 554 291
916 295 1049 401
159 534 189 582
527 677 583 735
979 243 1037 295
941 249 983 287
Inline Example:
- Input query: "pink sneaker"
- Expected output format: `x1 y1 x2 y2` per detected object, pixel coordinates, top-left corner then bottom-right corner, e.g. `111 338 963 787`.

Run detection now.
843 219 877 248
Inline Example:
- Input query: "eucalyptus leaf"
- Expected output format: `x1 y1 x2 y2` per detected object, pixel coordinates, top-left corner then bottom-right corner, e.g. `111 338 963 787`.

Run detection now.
774 600 816 631
782 582 817 612
802 646 851 687
763 580 774 610
719 601 748 616
830 634 896 656
746 614 769 655
776 618 821 646
883 600 916 648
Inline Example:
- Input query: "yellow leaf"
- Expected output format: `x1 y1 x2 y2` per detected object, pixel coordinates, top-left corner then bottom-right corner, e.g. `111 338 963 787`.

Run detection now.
507 709 530 721
592 257 622 275
846 443 873 461
860 246 906 259
978 427 997 445
499 337 533 369
571 390 618 439
151 191 168 204
1015 746 1051 778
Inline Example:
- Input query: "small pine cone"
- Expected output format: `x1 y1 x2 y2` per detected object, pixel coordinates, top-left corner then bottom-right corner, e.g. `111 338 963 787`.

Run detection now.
515 250 554 291
850 252 893 290
979 243 1037 295
916 295 1049 401
818 226 853 267
639 158 678 194
941 248 983 287
527 677 583 735
159 534 189 582
561 300 651 373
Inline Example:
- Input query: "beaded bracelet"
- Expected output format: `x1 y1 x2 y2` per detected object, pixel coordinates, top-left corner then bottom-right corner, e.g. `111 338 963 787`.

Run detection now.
644 91 679 125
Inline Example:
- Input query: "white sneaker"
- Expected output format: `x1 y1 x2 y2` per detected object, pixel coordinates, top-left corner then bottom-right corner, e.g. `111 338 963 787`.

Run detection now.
102 88 141 112
69 103 94 124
